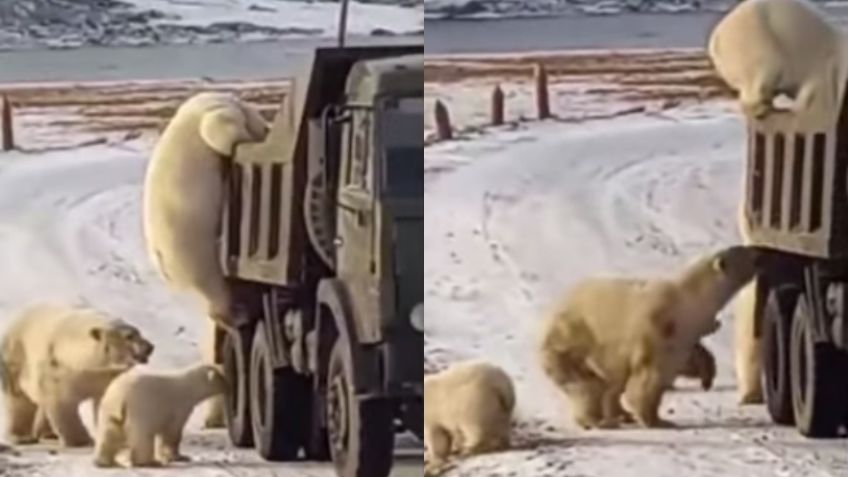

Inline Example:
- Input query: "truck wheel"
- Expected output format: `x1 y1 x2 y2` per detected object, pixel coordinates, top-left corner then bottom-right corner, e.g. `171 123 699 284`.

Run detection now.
762 287 796 425
250 321 311 460
222 327 253 448
327 337 395 477
790 297 848 438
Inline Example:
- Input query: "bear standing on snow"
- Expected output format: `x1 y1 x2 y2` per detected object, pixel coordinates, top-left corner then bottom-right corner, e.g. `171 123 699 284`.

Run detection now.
0 303 154 447
143 92 268 428
707 0 848 127
424 360 515 473
733 202 765 404
540 245 761 429
93 363 227 468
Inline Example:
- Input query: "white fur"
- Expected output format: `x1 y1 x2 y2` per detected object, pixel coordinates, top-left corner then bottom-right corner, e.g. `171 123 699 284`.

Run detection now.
424 360 515 472
143 92 268 327
93 364 227 468
708 0 848 128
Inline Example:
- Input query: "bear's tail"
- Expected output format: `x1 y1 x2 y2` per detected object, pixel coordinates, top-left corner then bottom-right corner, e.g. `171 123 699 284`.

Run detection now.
493 370 516 414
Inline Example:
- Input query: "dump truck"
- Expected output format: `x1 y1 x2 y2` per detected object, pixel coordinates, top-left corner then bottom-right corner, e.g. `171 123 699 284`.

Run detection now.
215 45 423 477
741 91 848 438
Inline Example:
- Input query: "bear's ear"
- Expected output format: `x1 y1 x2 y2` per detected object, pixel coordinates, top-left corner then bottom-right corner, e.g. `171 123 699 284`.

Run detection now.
711 256 726 274
90 327 104 341
199 107 250 157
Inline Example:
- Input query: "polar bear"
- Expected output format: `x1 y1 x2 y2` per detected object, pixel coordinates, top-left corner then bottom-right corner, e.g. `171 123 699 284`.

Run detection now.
734 202 765 404
707 0 848 127
424 360 515 473
93 363 227 468
143 91 268 428
0 303 154 447
540 245 761 429
143 91 268 328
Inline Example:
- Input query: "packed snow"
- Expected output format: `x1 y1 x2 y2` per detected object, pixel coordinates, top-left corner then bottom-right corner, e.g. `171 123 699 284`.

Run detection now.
0 0 423 51
0 80 422 476
424 50 848 475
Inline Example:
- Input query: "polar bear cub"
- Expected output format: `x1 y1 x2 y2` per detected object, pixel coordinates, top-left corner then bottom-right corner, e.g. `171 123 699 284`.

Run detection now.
0 302 154 447
540 245 761 429
708 0 848 126
424 360 515 472
93 363 227 468
143 91 269 328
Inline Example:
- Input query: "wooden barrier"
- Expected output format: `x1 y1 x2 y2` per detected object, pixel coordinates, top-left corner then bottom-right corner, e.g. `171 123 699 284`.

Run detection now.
534 63 551 120
491 84 504 126
1 95 13 152
434 99 453 141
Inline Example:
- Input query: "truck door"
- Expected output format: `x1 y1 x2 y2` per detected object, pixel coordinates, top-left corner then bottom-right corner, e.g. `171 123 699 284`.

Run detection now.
336 108 380 343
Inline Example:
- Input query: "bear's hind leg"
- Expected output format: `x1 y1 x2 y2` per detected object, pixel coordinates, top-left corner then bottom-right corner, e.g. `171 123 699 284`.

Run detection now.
33 407 58 440
622 364 673 429
424 424 451 465
457 423 508 457
93 418 125 468
200 317 226 429
42 399 92 447
4 393 38 445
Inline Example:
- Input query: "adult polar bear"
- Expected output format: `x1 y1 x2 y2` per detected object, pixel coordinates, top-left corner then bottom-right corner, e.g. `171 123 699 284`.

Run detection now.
0 303 154 447
143 92 269 428
540 246 761 429
707 0 848 129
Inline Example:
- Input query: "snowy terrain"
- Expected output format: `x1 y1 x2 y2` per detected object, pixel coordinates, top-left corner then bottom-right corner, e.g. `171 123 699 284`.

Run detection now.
0 0 423 51
0 80 422 476
424 51 848 475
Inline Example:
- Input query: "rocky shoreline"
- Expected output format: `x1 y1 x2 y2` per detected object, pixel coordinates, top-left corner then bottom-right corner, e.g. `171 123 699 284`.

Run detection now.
0 0 422 51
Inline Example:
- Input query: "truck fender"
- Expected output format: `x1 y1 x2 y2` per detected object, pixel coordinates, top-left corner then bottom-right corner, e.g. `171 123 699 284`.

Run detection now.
315 279 381 394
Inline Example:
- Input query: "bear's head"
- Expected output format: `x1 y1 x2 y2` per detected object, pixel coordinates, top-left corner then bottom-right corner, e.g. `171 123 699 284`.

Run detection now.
190 363 228 400
709 244 764 288
195 93 270 157
89 320 155 370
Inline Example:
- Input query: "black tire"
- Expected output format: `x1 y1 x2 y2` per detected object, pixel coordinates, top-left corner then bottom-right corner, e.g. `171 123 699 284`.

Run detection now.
762 287 796 425
222 326 254 448
326 337 395 477
250 321 312 460
790 297 848 438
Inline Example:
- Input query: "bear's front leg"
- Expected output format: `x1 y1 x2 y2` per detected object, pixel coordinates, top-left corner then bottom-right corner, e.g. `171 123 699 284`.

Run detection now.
622 363 674 429
93 417 125 468
156 420 190 465
42 398 93 447
127 426 160 468
599 386 631 429
563 380 605 430
4 393 38 445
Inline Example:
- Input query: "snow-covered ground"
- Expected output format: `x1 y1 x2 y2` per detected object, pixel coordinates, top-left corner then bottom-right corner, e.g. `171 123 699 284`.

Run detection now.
424 51 848 475
0 80 422 476
0 0 423 51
